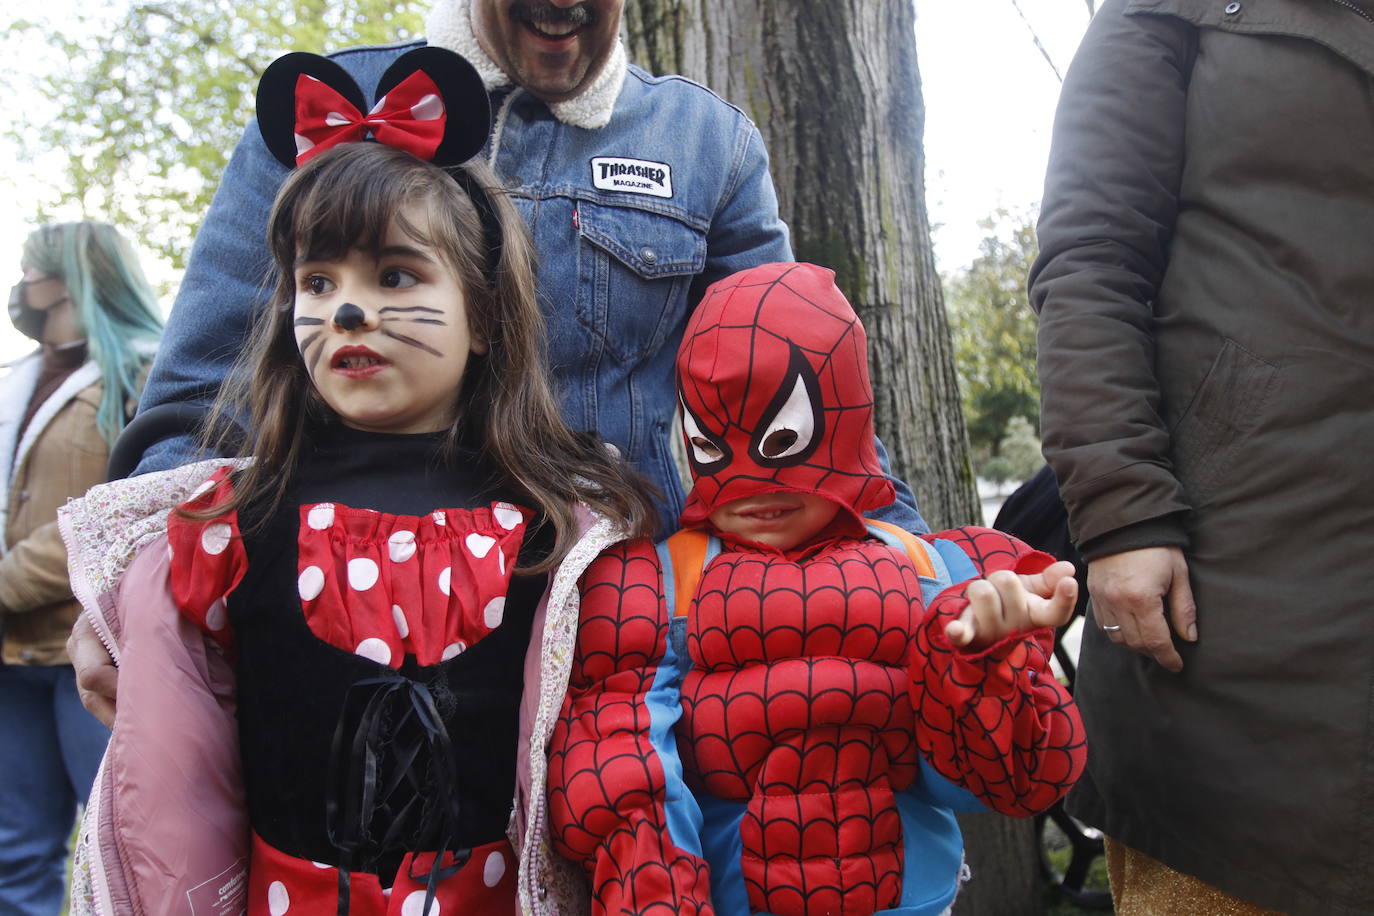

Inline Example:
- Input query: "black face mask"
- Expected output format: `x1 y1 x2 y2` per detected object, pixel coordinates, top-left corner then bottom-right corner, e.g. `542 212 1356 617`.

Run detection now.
7 280 60 342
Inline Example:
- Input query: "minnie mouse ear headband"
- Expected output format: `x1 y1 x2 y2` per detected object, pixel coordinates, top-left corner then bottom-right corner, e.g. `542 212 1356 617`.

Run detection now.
256 47 502 282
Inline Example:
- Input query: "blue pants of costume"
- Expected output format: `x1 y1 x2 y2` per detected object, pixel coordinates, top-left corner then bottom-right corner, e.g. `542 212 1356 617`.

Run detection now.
0 664 110 915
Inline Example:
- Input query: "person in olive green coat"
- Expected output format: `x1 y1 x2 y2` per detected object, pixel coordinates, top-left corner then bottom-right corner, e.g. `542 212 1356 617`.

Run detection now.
0 221 161 914
1031 1 1374 914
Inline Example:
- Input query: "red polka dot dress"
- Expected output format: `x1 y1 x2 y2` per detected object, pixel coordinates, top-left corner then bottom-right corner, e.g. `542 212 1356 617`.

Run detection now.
165 426 546 916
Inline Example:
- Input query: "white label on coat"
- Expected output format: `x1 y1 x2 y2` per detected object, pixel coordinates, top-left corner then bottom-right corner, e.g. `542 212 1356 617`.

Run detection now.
590 157 673 198
185 857 248 915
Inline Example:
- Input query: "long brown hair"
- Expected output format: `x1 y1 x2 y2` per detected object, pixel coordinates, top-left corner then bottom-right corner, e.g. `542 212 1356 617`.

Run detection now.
193 142 657 569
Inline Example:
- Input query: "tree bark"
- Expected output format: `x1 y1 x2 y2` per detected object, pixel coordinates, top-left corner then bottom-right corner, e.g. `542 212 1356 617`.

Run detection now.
626 0 979 531
627 3 1040 912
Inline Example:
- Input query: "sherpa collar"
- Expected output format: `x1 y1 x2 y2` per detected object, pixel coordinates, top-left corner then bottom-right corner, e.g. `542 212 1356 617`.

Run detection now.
424 0 627 130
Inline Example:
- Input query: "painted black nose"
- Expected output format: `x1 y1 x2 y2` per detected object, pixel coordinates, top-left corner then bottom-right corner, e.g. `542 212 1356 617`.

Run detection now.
332 303 366 331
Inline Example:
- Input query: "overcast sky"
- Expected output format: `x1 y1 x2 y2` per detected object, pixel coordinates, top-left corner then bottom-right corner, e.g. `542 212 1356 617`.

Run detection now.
0 1 1091 362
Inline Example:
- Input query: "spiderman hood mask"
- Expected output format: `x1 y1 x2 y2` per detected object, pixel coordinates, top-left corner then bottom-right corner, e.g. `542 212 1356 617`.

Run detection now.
677 262 896 534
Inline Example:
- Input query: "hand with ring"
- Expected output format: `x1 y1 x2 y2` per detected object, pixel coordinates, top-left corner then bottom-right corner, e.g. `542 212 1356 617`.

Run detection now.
1087 546 1197 672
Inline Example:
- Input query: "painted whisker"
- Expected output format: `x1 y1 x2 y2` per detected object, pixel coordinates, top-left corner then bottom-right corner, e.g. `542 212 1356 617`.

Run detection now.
381 329 444 358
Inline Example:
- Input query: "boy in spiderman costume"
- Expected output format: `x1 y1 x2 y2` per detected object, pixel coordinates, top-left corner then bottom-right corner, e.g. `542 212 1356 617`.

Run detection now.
547 262 1086 916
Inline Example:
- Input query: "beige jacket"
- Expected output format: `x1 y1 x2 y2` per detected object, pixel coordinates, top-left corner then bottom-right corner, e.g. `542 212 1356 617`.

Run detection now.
0 353 123 665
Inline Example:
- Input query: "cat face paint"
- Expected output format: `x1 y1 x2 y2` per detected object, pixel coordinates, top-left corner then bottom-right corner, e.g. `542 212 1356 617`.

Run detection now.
292 200 484 435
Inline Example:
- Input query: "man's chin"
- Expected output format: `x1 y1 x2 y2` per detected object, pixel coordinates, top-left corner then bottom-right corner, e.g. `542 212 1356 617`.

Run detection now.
518 67 591 102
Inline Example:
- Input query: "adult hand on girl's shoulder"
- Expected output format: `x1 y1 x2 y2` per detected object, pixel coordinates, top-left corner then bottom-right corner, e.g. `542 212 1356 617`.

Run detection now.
69 615 117 727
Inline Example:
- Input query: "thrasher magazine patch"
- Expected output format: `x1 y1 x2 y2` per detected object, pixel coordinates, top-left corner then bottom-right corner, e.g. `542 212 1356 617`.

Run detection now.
590 157 673 198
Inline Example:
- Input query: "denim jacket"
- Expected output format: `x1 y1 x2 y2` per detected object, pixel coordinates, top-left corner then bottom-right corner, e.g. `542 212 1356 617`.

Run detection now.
138 41 927 533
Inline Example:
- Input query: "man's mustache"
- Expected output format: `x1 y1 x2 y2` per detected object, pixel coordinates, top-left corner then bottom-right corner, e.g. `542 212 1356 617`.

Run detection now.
510 2 595 28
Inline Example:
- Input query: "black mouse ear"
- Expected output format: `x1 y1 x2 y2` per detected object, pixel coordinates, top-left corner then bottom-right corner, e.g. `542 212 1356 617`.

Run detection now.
375 47 492 167
256 52 368 169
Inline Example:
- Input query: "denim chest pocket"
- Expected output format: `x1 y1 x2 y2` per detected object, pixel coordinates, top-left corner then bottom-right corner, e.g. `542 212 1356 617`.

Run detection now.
574 198 707 364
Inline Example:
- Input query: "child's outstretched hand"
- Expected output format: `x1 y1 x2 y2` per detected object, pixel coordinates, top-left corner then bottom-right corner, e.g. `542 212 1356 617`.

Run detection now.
944 560 1078 651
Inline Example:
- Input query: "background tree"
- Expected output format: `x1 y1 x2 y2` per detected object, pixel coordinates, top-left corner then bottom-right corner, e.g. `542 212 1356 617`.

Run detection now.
945 209 1041 472
626 3 1037 912
2 0 425 269
627 0 979 530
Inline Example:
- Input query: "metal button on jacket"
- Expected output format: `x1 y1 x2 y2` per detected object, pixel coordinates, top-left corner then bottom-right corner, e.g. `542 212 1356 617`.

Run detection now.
639 246 658 265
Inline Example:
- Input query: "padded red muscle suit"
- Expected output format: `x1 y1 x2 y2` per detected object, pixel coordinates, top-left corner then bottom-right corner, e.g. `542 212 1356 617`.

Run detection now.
547 264 1086 916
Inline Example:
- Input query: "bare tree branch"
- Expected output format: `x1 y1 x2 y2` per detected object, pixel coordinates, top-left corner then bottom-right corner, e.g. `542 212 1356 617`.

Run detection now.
1009 0 1064 82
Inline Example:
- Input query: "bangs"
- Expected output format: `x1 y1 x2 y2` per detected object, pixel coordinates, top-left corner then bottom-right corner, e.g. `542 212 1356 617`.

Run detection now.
271 143 467 270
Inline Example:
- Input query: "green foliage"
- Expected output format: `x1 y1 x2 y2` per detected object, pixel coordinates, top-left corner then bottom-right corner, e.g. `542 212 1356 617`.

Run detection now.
944 208 1041 460
981 416 1044 492
4 0 426 270
997 415 1044 482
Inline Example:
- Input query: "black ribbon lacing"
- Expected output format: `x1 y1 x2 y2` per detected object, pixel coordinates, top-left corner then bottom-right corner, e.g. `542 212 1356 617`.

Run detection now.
325 676 469 916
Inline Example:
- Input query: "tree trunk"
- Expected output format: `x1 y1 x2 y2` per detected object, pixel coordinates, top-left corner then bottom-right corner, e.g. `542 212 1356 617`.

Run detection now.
626 0 978 531
626 2 1040 912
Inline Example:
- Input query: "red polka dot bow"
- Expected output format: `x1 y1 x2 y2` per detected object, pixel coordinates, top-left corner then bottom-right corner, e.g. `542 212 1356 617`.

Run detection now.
291 70 446 166
255 47 491 171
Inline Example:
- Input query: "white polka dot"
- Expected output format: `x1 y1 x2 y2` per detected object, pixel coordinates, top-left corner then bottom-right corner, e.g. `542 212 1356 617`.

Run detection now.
188 478 215 501
268 880 290 915
465 533 495 559
483 597 505 629
438 566 452 596
401 890 440 916
498 548 506 576
348 557 379 591
298 566 325 601
311 860 331 869
441 641 467 661
307 504 335 530
200 523 232 556
205 599 227 631
411 93 443 120
493 503 522 530
392 604 409 639
324 110 352 126
432 511 447 526
166 540 175 562
294 133 315 157
388 530 416 562
483 849 506 887
355 637 392 665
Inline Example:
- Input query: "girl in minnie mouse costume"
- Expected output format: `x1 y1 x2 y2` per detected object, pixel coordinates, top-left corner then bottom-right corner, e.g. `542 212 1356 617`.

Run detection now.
59 48 655 916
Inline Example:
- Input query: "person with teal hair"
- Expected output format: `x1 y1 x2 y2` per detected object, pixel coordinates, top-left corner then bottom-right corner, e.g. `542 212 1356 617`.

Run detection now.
0 220 161 914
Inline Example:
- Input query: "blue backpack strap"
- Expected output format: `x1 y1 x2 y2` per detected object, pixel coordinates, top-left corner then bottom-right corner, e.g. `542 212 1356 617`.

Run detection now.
646 529 723 858
865 520 960 606
928 537 979 587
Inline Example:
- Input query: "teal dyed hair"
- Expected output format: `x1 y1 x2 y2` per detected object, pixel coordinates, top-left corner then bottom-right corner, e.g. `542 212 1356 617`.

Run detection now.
21 221 164 444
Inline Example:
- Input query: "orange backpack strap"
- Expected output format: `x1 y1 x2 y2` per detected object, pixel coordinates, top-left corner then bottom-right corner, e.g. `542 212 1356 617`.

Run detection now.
865 519 938 578
654 528 722 617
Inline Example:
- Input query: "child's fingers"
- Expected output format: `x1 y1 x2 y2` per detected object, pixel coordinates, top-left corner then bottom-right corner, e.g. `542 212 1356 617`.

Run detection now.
945 577 1001 648
1019 560 1076 599
1028 575 1079 629
987 569 1028 625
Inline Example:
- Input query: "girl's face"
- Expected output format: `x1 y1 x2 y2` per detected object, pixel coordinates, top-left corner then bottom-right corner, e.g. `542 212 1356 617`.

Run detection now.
292 201 484 435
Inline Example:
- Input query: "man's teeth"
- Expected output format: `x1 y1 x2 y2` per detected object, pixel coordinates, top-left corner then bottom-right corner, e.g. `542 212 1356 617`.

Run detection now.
531 20 578 37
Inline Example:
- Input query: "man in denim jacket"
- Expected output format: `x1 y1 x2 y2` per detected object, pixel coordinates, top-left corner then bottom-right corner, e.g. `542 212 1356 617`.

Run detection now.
132 0 927 537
